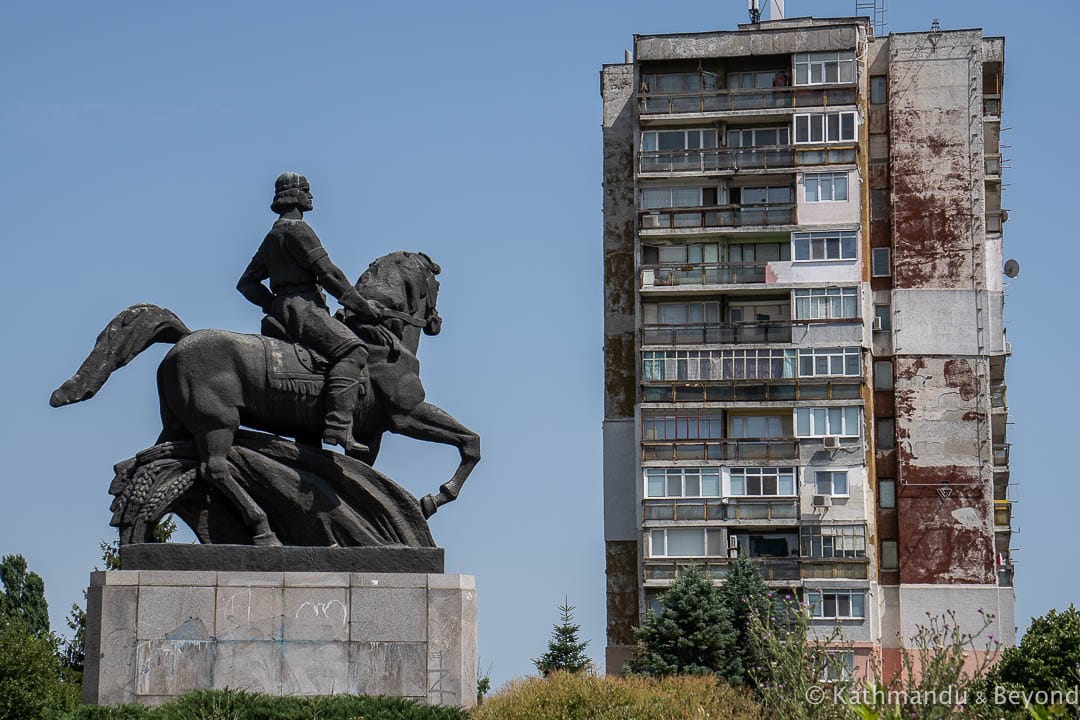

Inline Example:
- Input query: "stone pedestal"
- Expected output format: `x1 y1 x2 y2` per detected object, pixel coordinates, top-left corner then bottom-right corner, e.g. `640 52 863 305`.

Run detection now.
84 570 477 708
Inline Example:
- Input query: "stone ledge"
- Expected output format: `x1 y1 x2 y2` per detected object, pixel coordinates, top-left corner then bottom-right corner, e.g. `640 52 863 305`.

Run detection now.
120 544 444 574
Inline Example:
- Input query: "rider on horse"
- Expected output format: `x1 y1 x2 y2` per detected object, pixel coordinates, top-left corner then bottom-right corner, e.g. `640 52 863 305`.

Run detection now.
236 171 379 458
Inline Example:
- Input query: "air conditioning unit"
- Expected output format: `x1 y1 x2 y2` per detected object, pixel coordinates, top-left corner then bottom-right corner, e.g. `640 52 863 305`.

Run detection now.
641 214 662 229
823 435 841 449
872 316 884 332
812 494 832 508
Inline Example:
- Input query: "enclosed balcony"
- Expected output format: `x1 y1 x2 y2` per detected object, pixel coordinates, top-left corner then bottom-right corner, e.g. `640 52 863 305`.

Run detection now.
640 238 790 288
639 85 857 116
643 498 799 524
643 557 802 584
640 204 796 231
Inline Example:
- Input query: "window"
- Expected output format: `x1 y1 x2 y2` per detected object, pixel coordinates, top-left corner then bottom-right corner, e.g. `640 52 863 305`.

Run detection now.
649 527 726 558
815 471 850 497
643 411 723 440
873 304 891 331
641 187 705 209
727 126 791 147
881 540 899 569
642 242 721 265
871 248 892 277
873 361 893 391
801 525 865 558
804 172 849 202
798 347 861 378
645 468 721 498
806 589 865 619
869 134 889 163
870 76 887 104
727 299 790 323
736 185 792 206
795 407 861 437
879 479 896 509
871 189 890 221
793 287 859 320
642 72 718 93
794 51 856 86
730 467 796 496
642 301 721 325
793 231 857 261
822 651 856 682
875 418 895 450
642 349 795 382
728 70 786 89
730 414 786 439
727 241 790 262
641 129 719 152
794 112 857 144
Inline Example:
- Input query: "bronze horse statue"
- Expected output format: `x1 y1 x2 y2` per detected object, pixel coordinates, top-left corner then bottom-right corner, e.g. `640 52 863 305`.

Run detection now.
50 251 480 545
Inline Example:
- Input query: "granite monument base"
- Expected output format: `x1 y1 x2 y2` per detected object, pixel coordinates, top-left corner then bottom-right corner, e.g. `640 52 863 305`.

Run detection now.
84 569 477 708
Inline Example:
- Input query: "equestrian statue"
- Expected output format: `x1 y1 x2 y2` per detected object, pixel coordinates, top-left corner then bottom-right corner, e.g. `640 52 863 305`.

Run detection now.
50 172 480 548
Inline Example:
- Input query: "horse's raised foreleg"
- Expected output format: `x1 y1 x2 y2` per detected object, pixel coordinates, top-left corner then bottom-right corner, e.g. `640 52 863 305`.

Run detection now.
196 427 282 546
388 402 480 518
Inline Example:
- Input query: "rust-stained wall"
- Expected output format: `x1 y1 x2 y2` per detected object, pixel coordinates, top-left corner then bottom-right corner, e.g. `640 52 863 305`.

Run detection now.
605 540 639 673
894 356 995 584
888 31 984 290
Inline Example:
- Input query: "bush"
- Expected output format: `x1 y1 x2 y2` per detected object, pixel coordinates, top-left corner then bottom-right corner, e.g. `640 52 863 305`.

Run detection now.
0 619 80 720
60 688 468 720
469 671 761 720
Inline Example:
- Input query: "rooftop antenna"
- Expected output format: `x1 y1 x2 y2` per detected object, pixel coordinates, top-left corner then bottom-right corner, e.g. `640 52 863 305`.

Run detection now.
748 0 761 24
855 0 887 37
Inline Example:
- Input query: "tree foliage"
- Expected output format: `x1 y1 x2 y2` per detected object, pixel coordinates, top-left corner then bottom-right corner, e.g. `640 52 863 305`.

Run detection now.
627 565 738 678
0 554 50 639
991 604 1080 717
533 598 592 676
715 555 772 685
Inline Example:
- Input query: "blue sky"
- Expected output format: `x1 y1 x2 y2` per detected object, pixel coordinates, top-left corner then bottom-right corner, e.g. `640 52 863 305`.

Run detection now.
1 0 1076 688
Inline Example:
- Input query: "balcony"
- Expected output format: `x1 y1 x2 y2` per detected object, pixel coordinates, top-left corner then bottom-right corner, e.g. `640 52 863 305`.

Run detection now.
643 557 802 584
993 443 1010 469
642 438 800 462
642 261 768 287
800 560 869 580
642 380 863 403
638 145 857 176
642 320 793 345
641 204 796 231
639 85 857 116
643 498 798 523
994 500 1012 530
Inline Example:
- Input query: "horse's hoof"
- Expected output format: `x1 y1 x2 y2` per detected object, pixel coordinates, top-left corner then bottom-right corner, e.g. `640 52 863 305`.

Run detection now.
420 495 438 519
253 531 282 547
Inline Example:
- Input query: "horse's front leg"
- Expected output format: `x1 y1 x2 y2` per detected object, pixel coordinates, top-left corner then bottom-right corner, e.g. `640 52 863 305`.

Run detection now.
387 402 480 518
197 427 282 546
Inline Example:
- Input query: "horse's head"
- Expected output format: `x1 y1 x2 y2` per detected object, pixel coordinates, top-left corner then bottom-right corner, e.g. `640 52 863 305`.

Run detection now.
349 251 442 350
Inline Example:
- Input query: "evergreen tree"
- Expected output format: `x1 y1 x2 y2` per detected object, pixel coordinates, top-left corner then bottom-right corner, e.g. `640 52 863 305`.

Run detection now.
0 554 50 639
533 597 592 676
990 604 1080 716
715 555 773 686
627 565 738 678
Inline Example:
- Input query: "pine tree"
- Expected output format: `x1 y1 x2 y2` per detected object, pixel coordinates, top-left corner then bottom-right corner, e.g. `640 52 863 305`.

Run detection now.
0 554 50 639
627 564 738 678
533 597 592 676
715 555 773 686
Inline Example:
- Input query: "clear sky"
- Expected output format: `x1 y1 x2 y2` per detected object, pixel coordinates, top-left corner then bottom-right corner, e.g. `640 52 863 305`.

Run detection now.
1 0 1076 688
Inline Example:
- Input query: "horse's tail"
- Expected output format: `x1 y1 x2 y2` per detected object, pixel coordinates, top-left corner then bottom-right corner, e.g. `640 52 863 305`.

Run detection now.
50 304 192 407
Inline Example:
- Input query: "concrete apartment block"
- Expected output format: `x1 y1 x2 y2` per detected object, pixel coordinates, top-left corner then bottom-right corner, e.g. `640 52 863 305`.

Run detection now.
84 570 477 708
601 14 1014 676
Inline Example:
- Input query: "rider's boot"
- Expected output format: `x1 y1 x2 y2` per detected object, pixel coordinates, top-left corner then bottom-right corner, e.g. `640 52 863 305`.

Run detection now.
322 348 370 458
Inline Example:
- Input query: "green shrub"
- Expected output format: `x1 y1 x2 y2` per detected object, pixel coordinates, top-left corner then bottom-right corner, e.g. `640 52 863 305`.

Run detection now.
0 619 80 720
61 688 468 720
469 671 761 720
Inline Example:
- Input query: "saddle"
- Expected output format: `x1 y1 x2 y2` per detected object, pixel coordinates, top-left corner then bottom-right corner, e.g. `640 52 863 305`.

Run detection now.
259 316 329 397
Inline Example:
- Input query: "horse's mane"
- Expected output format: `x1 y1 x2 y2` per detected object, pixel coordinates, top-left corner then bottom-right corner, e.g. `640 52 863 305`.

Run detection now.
356 251 440 315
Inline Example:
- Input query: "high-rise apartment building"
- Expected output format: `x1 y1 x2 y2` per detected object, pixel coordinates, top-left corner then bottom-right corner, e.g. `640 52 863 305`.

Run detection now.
601 15 1014 675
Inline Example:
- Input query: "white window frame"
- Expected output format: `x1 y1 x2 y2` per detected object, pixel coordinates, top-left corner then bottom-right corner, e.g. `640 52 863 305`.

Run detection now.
815 470 850 498
797 347 861 378
794 111 858 144
801 524 866 558
879 479 896 509
805 589 865 619
645 467 721 499
641 187 705 209
794 51 856 86
648 527 725 558
728 467 797 497
795 406 861 438
729 414 786 439
881 539 899 569
642 348 796 382
641 128 719 152
726 126 791 148
803 171 849 202
793 230 858 262
871 247 892 277
793 287 859 320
